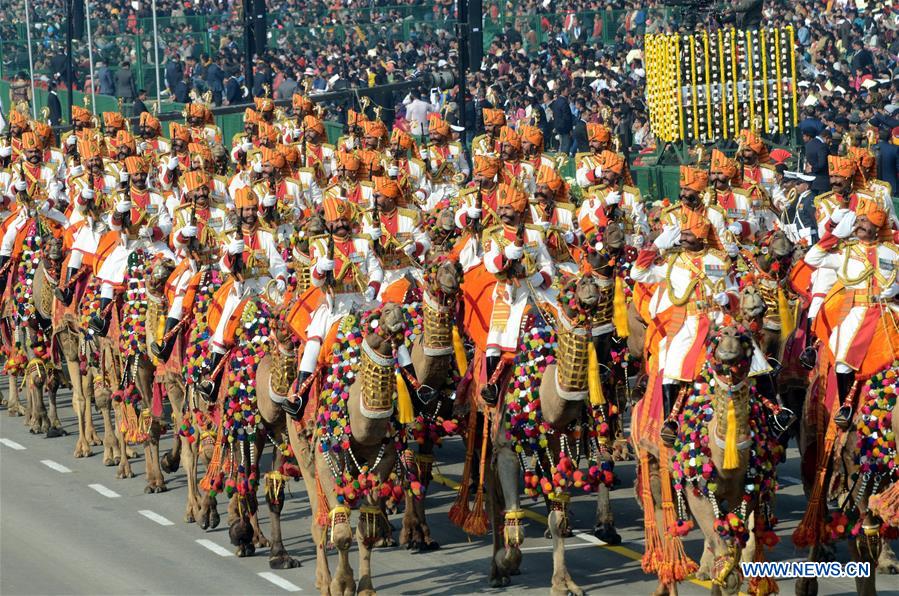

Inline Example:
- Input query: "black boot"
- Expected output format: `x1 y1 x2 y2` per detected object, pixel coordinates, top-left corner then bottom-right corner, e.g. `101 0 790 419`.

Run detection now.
281 371 311 420
196 351 225 402
89 297 113 336
660 383 681 447
55 267 79 306
481 355 501 406
756 373 796 435
799 318 817 369
834 371 856 430
0 255 9 295
151 317 180 361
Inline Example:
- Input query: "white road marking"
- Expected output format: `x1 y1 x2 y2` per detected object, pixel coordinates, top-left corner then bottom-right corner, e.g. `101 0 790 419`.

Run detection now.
0 438 25 450
138 509 174 526
780 475 802 486
195 538 234 557
257 572 302 592
41 459 72 473
521 542 596 552
88 483 121 498
572 530 608 546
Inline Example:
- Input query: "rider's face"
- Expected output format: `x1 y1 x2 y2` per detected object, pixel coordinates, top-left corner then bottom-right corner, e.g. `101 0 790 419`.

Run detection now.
497 204 520 226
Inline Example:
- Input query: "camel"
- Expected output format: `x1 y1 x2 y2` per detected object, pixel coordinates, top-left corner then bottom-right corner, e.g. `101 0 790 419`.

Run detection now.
286 302 415 596
486 274 613 595
401 257 465 551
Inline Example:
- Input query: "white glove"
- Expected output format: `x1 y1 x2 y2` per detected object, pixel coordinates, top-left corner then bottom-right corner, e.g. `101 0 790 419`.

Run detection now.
69 164 84 177
227 239 245 255
653 225 681 250
180 224 197 238
166 156 179 171
115 200 132 214
563 230 575 244
275 278 287 293
48 181 62 195
832 211 857 239
138 226 153 239
292 128 302 139
365 225 382 240
119 170 130 183
714 292 730 307
594 241 604 252
830 208 850 224
387 165 399 178
0 146 11 157
528 271 545 288
632 234 645 248
315 256 335 273
724 242 739 257
66 135 77 147
14 180 26 192
593 165 603 178
240 141 253 153
262 194 277 207
138 141 148 154
81 188 94 201
727 222 743 236
364 286 377 302
403 242 417 256
604 190 621 206
252 161 263 174
466 206 481 219
504 243 524 260
539 221 551 231
880 284 899 300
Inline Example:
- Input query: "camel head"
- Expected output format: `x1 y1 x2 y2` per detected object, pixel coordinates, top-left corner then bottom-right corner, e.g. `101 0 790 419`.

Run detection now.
41 234 65 274
738 286 767 326
147 258 176 298
426 257 463 300
574 274 601 309
757 230 795 277
709 325 753 384
436 207 456 233
585 222 624 272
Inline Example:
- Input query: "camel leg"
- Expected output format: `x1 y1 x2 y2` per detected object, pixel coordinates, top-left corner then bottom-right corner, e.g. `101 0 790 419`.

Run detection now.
877 541 899 575
848 531 878 596
181 433 201 524
330 519 356 596
45 374 65 436
401 444 440 550
549 506 583 596
26 372 49 434
265 453 299 569
113 403 135 479
686 493 742 595
490 445 522 587
647 456 678 596
94 382 117 466
594 448 621 544
143 423 166 493
160 381 184 474
356 525 376 596
229 495 257 558
68 359 91 457
696 539 714 581
6 373 25 416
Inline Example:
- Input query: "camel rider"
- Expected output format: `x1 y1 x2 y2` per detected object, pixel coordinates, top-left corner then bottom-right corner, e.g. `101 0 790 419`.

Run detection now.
136 112 171 156
256 145 321 215
185 102 222 145
117 156 171 243
660 166 727 241
289 94 315 140
326 151 369 205
65 139 110 225
847 145 899 228
357 120 387 182
455 155 502 230
297 115 335 184
708 149 766 247
575 123 613 188
481 183 555 404
56 175 110 307
230 108 261 168
520 125 556 172
30 122 65 179
577 150 648 244
737 129 786 208
171 170 228 258
529 165 579 275
61 106 96 153
472 108 505 157
287 196 385 418
102 111 127 142
387 129 429 207
779 171 818 247
498 126 536 195
158 123 191 193
804 195 899 429
632 211 760 445
336 109 367 152
197 187 287 399
421 115 468 205
5 110 30 156
6 132 60 207
363 176 430 299
105 130 138 190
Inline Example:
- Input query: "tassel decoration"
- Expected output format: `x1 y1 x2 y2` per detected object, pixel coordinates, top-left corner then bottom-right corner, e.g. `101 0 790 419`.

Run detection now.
452 325 468 376
396 370 414 424
588 346 605 406
723 399 739 470
613 275 629 339
777 287 795 344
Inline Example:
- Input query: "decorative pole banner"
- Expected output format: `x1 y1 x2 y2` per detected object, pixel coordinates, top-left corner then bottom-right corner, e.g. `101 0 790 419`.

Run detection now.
645 26 799 144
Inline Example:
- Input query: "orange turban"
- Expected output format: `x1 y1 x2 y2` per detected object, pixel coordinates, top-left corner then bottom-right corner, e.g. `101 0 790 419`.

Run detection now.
739 129 768 159
336 151 361 171
183 170 209 193
348 109 367 127
189 142 213 164
847 146 876 183
9 110 29 128
679 209 712 240
680 165 709 192
71 106 92 124
254 97 274 113
482 108 506 127
256 122 279 145
322 196 353 222
114 130 136 152
498 126 522 150
103 111 125 130
390 128 416 151
373 176 402 200
260 146 286 169
600 150 626 175
233 186 259 209
474 155 501 178
587 123 612 143
21 132 40 151
536 165 564 193
855 195 889 228
139 111 161 132
302 115 326 137
497 183 527 212
278 144 299 167
244 108 259 125
710 149 739 179
519 125 544 151
358 148 384 176
292 94 313 114
186 103 211 123
77 138 102 159
428 114 450 137
362 119 387 139
170 122 191 143
828 154 857 178
124 156 149 176
31 122 52 146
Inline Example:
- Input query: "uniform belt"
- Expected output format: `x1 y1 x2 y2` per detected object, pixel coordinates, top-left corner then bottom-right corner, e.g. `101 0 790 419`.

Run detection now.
847 289 874 305
685 300 710 314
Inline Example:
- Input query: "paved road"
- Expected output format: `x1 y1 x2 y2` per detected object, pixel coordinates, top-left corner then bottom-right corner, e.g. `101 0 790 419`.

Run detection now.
0 381 883 595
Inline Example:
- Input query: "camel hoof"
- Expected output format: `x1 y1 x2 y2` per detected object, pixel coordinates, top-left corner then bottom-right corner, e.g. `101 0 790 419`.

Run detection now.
544 527 573 539
153 483 168 493
269 554 300 569
695 569 711 581
199 516 210 531
593 523 621 545
419 540 440 551
209 510 221 530
45 427 65 438
145 485 154 494
489 576 511 588
184 512 195 523
117 470 135 479
795 577 818 596
113 456 121 465
236 544 256 558
103 457 115 467
160 452 180 474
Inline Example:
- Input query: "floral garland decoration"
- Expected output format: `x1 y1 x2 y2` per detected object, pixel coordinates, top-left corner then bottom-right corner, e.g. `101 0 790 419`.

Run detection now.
13 220 42 325
78 277 103 372
119 250 150 359
182 268 224 383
